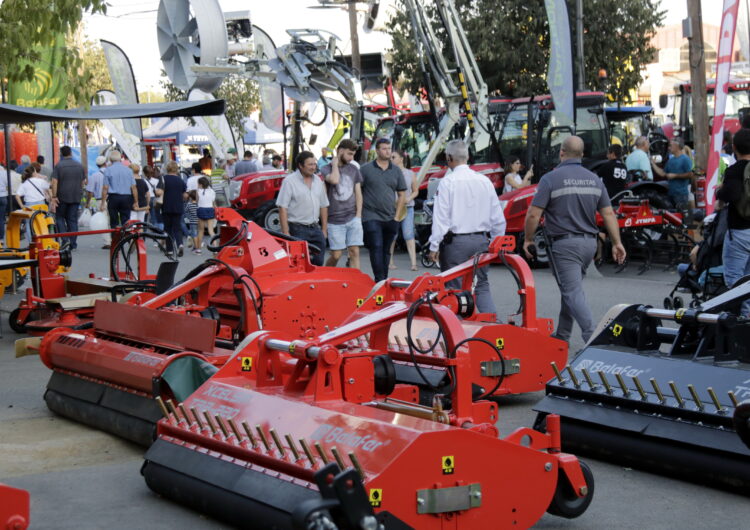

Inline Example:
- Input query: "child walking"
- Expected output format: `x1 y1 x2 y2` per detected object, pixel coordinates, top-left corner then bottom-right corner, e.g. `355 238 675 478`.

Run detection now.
184 190 199 252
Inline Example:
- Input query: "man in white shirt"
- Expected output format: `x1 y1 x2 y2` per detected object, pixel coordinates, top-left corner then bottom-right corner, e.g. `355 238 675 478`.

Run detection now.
277 151 329 266
429 140 506 317
186 162 203 192
625 136 653 181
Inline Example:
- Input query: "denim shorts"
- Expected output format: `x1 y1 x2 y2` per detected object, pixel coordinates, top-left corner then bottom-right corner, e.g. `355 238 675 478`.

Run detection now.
400 206 415 241
327 216 364 250
197 207 215 220
186 223 197 238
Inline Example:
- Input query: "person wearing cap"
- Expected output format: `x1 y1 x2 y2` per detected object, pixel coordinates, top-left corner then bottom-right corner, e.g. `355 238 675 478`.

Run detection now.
86 155 107 210
51 145 87 250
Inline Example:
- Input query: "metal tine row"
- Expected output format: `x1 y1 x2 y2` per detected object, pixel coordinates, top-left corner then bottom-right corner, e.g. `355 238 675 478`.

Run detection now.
551 362 737 413
154 397 365 478
390 334 448 356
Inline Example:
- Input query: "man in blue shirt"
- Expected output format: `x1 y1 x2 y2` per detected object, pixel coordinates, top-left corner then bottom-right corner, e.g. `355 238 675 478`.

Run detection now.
100 150 137 230
625 136 653 181
651 139 693 210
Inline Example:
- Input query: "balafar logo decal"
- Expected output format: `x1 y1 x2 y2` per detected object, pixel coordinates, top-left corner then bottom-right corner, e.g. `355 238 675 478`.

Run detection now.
574 359 647 378
310 424 388 452
22 70 52 97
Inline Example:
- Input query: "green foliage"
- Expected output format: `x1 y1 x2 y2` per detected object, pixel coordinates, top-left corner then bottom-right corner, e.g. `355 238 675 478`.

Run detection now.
0 0 107 105
160 70 260 141
386 0 664 102
68 32 113 108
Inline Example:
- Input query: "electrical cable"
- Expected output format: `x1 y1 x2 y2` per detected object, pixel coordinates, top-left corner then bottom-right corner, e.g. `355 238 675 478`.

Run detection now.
204 258 249 345
206 221 248 252
447 336 505 401
404 294 452 393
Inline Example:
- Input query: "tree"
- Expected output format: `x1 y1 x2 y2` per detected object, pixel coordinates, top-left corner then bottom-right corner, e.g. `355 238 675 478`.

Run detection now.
386 0 664 103
0 0 107 105
160 71 260 141
67 30 113 108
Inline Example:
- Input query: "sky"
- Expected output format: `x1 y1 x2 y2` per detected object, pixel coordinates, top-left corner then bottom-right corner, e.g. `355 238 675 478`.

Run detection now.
82 0 727 93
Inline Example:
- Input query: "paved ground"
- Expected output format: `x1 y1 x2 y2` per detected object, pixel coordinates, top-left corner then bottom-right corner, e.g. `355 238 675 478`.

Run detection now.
1 234 749 529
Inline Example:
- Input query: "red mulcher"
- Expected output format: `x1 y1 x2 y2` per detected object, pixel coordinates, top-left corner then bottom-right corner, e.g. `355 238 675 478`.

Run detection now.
141 240 592 527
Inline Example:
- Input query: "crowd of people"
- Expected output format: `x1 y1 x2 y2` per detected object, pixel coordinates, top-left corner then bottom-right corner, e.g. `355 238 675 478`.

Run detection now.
4 124 748 343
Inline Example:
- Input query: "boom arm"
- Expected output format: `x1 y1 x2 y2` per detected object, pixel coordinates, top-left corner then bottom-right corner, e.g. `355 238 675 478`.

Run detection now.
401 0 492 187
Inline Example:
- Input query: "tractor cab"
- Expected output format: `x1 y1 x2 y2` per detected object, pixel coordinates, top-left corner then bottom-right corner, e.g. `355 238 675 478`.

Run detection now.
498 92 610 180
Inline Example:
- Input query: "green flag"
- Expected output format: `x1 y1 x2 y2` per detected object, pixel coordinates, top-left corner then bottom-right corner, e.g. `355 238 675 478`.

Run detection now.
8 34 67 109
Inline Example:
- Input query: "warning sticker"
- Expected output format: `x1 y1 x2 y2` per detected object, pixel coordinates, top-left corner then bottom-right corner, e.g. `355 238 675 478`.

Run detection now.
240 357 253 372
442 455 455 474
495 338 504 350
356 298 364 307
375 295 384 305
369 488 382 507
612 324 623 337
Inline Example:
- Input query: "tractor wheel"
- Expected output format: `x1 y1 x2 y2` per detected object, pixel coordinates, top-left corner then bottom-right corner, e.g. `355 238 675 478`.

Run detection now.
9 308 27 333
524 228 549 268
253 200 281 232
547 460 595 519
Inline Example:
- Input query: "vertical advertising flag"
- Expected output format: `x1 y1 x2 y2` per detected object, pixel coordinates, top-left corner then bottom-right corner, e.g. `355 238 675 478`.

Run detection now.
188 89 237 158
7 33 68 109
253 25 284 133
100 40 143 145
706 0 740 214
544 0 575 126
94 90 142 165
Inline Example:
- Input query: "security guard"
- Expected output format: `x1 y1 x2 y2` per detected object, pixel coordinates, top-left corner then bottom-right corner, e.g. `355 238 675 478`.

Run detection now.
429 139 506 317
523 136 626 343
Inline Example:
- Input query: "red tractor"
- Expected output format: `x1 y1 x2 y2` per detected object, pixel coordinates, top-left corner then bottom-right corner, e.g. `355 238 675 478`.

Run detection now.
662 78 750 146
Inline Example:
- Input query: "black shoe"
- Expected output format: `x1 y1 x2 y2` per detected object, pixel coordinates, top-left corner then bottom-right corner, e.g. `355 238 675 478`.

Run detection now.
101 244 110 249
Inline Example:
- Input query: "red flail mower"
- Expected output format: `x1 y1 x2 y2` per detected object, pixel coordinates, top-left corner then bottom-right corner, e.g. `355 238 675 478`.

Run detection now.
31 209 374 446
141 238 592 528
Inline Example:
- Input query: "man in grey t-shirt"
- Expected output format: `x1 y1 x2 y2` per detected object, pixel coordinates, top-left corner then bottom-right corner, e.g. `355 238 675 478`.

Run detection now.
359 138 406 282
523 136 626 343
51 145 86 249
321 139 364 268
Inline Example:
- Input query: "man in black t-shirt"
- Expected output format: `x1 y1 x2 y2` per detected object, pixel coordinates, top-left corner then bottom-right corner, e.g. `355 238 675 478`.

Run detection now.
716 128 750 315
596 144 628 203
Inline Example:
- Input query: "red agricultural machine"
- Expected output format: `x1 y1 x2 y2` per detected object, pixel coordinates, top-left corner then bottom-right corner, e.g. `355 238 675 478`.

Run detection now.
10 221 177 334
30 209 375 446
0 483 29 530
140 240 592 527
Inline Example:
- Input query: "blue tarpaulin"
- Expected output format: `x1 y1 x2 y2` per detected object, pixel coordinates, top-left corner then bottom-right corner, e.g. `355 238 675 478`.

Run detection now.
143 117 212 145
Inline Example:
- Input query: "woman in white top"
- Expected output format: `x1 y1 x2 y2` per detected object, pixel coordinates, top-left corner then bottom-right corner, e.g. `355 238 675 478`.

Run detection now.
195 176 217 250
388 151 419 271
16 164 51 208
503 156 533 194
15 164 51 242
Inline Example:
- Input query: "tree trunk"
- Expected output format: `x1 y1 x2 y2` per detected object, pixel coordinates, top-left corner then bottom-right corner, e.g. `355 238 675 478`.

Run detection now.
78 120 88 175
687 0 708 172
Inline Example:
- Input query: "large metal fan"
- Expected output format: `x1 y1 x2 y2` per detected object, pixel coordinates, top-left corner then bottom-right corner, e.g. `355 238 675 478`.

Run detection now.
157 0 228 92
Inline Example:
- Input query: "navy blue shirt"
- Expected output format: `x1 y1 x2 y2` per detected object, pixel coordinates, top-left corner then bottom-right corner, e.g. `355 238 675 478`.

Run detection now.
158 173 186 214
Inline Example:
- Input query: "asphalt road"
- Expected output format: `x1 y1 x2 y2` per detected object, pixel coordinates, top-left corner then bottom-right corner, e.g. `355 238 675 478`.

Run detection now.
1 235 748 529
